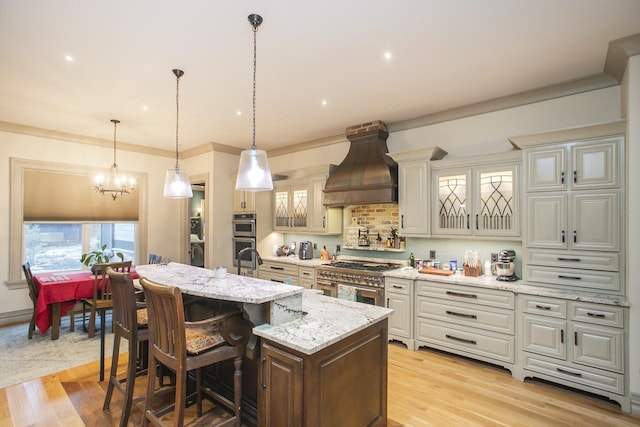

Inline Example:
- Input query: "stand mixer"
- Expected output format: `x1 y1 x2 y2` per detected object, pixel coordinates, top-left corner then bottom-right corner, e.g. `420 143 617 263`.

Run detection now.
495 249 519 281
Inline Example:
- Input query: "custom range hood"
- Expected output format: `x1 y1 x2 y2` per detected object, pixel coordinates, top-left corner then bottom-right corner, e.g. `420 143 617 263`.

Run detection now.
324 121 398 207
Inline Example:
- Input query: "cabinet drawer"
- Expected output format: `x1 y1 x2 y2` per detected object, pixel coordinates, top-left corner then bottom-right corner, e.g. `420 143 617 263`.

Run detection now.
525 266 621 293
416 319 514 363
415 281 514 309
521 295 567 318
259 271 299 286
526 250 619 272
385 277 412 295
570 302 624 328
523 353 624 395
298 266 315 280
260 261 299 277
416 297 514 334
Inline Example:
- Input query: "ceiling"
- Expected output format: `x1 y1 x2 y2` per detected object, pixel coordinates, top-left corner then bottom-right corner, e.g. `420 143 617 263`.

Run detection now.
1 1 640 154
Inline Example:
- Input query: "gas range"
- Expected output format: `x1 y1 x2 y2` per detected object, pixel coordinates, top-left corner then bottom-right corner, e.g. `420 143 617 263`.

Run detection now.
316 260 403 288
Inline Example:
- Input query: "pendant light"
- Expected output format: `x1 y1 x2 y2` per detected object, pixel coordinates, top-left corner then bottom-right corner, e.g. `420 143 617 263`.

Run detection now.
94 119 135 200
163 68 193 199
236 13 273 191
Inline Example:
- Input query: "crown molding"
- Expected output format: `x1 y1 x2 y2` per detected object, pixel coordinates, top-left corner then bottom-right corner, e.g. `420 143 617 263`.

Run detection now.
605 33 640 82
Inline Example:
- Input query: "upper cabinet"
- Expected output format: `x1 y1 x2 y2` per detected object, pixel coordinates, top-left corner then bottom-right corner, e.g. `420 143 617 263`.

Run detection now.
389 147 447 237
233 188 256 213
272 166 342 234
526 138 620 192
431 152 521 238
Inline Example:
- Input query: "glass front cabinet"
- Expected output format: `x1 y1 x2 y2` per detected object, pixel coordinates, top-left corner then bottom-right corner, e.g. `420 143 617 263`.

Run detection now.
432 154 520 238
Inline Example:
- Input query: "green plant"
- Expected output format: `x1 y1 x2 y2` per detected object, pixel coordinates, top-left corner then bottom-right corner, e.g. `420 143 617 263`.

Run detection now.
80 244 124 267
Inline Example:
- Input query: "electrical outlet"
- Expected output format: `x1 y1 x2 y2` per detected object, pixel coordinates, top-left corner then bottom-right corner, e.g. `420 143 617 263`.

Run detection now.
429 250 436 259
313 242 317 249
491 253 498 262
336 244 341 252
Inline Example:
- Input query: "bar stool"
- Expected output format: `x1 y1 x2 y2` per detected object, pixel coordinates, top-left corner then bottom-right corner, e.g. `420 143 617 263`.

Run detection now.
103 267 149 427
140 277 244 427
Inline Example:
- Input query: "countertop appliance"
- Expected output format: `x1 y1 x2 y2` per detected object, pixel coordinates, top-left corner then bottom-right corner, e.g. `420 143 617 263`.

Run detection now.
315 259 403 306
495 249 518 282
299 241 313 260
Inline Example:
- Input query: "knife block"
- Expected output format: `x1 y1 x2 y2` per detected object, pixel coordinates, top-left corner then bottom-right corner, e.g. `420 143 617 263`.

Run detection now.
463 262 481 277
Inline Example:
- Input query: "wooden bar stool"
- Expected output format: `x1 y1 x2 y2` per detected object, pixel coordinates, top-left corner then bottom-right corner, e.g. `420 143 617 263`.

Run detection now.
103 267 149 427
140 277 244 427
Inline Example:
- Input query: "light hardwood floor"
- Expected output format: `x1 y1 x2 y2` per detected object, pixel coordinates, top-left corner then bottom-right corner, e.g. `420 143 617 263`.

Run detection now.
0 341 638 426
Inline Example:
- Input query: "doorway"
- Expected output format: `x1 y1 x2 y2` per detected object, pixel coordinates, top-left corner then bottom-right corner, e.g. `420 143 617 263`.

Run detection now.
189 183 205 267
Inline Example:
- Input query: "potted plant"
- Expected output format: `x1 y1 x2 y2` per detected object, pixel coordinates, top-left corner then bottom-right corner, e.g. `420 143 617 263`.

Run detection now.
80 244 124 273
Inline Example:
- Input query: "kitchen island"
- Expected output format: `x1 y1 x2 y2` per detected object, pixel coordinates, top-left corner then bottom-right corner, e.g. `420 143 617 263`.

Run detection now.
136 263 393 427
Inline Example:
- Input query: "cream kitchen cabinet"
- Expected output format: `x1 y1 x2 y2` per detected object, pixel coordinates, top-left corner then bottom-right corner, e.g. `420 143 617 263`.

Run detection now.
526 191 619 252
273 182 309 232
259 260 299 286
431 153 520 238
518 294 629 411
307 176 342 234
414 280 515 370
298 266 315 289
389 147 447 236
233 188 256 213
384 277 413 349
525 137 620 192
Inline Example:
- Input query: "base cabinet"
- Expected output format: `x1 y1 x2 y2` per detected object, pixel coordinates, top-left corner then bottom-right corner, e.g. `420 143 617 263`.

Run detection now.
258 320 388 427
385 277 413 349
414 280 515 370
259 260 299 286
517 294 629 411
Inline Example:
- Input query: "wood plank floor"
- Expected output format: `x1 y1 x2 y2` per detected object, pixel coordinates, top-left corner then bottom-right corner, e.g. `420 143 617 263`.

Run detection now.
0 341 638 426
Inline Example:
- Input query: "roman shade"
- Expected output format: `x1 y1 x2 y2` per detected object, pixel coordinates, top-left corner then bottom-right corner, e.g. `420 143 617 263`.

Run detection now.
23 169 139 221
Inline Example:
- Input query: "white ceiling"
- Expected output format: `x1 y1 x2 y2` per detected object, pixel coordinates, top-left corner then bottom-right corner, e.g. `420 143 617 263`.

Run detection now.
1 1 639 153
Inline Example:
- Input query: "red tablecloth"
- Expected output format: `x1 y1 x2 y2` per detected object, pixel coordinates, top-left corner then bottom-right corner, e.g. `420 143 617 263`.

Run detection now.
33 269 139 334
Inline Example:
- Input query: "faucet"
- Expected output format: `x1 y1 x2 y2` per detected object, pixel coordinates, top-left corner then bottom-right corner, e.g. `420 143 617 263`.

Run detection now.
237 247 263 276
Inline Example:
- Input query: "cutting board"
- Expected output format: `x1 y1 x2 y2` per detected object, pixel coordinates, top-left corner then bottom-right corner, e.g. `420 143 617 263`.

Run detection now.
418 267 455 276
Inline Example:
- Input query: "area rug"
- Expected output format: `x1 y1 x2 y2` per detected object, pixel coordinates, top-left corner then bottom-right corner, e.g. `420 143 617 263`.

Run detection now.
0 315 125 389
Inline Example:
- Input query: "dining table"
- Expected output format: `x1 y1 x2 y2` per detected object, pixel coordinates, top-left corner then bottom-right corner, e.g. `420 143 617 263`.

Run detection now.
33 269 138 340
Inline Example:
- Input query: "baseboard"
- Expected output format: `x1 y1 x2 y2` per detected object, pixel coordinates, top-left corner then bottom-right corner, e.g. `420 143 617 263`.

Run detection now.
0 309 31 327
632 392 640 416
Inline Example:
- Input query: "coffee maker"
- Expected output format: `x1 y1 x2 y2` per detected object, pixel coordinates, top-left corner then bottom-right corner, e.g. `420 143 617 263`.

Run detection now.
495 249 519 281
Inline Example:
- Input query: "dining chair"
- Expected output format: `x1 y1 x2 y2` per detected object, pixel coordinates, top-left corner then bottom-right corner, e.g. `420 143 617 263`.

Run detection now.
22 262 75 339
103 267 149 427
82 260 133 339
140 277 244 427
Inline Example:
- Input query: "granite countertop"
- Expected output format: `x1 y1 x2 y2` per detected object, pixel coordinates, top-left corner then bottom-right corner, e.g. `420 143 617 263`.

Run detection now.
136 262 303 304
253 289 393 355
261 255 329 267
385 268 630 307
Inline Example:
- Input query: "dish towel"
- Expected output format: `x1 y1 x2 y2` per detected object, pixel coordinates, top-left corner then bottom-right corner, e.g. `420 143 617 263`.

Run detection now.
337 284 357 301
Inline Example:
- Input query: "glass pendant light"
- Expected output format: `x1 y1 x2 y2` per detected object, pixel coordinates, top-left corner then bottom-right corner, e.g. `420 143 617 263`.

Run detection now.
236 13 273 191
163 68 193 199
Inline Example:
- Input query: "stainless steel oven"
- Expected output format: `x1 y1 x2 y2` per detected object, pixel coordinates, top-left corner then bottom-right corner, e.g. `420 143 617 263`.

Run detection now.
232 237 256 270
232 213 256 237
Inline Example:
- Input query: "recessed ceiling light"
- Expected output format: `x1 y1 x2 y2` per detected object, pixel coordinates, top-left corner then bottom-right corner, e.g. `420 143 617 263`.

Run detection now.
236 110 242 116
142 105 149 111
321 99 328 106
65 55 74 62
383 51 392 61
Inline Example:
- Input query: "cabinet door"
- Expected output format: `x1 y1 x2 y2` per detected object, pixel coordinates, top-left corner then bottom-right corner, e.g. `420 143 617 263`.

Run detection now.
398 159 429 235
526 194 567 249
571 139 619 190
474 164 519 237
273 188 290 229
572 323 623 373
526 147 566 192
432 168 471 235
233 189 256 213
522 315 566 360
260 342 303 427
273 185 309 231
571 192 619 251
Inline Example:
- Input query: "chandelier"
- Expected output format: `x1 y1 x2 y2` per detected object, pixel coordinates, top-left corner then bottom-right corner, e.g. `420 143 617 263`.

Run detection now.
163 68 193 199
235 13 273 191
94 119 135 200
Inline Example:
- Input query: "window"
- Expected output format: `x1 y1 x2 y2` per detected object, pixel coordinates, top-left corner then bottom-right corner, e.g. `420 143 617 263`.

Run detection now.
24 223 137 274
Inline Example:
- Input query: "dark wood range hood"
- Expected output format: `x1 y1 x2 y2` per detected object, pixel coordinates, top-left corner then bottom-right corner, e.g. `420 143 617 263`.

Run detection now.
323 120 398 207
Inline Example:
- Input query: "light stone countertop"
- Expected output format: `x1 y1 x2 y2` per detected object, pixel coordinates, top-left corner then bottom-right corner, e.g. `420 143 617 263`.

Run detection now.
136 262 303 304
260 255 329 267
385 268 630 307
253 289 393 355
